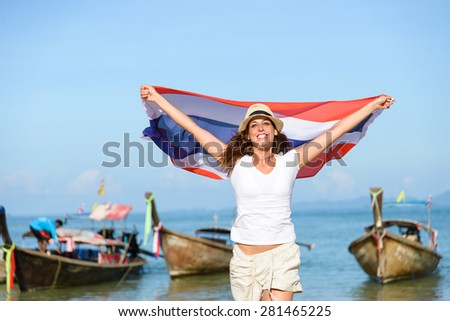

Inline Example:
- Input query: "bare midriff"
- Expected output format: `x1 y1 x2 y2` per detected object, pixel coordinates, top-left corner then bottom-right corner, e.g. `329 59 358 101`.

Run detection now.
236 243 283 255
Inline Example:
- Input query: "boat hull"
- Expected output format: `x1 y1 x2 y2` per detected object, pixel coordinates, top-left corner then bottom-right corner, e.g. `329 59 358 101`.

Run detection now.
349 232 441 284
161 228 232 278
13 247 146 291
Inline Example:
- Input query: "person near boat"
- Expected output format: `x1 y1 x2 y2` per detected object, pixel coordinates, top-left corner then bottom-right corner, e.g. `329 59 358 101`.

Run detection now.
401 226 421 243
140 85 394 301
29 217 63 254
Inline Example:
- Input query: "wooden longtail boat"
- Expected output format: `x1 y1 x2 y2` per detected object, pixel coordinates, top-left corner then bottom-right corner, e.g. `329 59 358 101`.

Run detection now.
348 188 442 284
0 205 147 292
147 192 233 278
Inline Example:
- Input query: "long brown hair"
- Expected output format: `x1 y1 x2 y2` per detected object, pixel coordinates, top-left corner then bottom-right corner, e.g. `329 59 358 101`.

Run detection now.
220 128 293 176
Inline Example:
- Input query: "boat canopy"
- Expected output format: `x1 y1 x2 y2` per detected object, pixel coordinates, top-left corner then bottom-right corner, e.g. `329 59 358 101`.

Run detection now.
57 228 125 246
89 203 133 221
364 219 436 234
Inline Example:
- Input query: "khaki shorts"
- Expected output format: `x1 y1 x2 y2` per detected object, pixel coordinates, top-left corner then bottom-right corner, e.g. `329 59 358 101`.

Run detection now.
229 242 303 301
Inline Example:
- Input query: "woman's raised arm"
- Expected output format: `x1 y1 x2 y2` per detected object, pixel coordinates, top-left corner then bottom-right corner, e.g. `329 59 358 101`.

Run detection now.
140 85 227 160
295 95 395 168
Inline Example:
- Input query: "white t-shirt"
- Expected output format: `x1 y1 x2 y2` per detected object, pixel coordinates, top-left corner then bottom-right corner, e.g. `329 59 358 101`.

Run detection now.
230 149 300 245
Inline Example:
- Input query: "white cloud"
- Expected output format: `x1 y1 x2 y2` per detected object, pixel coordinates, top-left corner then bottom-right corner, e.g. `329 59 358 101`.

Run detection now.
402 176 414 186
67 169 101 194
163 168 190 187
328 170 356 195
311 178 329 194
0 171 53 195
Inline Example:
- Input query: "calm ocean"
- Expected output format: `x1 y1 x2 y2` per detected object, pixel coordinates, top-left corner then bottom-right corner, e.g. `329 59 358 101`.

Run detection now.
1 204 449 301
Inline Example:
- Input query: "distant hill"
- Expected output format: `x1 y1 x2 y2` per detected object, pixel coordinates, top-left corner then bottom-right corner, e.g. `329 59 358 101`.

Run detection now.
434 190 450 205
292 189 450 210
292 196 369 211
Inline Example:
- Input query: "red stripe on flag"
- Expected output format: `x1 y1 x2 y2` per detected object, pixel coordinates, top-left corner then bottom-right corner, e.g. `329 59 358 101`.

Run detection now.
182 167 224 180
153 86 382 122
297 143 356 178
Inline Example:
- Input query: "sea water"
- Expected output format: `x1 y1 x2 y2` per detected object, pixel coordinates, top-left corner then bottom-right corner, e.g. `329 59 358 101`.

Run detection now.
1 205 449 301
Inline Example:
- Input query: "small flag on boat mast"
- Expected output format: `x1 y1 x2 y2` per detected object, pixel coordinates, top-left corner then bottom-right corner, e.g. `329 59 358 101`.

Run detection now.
427 194 433 208
396 190 405 203
98 177 105 196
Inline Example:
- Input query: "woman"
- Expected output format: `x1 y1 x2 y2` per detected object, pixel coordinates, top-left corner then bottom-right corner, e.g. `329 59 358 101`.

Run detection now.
140 85 394 301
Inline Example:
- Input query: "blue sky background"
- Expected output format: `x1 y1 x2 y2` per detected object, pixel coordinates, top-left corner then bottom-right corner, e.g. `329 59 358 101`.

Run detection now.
1 0 449 216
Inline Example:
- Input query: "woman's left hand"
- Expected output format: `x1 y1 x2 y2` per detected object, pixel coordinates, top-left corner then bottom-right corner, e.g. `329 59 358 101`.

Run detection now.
372 95 395 110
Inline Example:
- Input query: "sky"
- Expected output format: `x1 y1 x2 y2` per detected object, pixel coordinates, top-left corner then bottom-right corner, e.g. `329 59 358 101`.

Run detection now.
1 0 449 216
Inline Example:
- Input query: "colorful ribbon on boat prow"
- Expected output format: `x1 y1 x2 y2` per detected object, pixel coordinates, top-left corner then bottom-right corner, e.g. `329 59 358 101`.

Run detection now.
152 222 162 258
141 86 385 180
143 193 162 257
2 243 16 292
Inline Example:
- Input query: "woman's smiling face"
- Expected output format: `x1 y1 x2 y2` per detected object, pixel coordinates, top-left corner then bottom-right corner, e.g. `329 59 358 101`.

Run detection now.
247 116 278 149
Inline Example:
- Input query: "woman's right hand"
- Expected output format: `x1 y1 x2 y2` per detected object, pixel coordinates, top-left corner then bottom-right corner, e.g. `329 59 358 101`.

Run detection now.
140 85 160 102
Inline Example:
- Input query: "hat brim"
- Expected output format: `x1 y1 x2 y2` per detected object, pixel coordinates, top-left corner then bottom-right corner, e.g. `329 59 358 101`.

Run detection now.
238 115 284 133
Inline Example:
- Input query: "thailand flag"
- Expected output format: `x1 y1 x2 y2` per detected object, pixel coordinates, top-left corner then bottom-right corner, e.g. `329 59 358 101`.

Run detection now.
141 86 385 180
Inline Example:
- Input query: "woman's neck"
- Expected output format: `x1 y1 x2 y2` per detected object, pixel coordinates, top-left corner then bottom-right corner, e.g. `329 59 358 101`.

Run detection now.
252 149 274 166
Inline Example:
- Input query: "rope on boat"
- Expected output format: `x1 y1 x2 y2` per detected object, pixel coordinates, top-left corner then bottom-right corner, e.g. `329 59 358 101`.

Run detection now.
370 228 387 251
115 265 133 289
370 228 386 279
51 257 62 288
